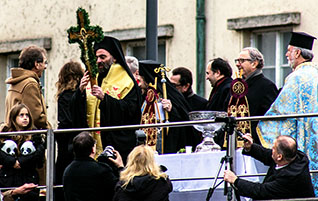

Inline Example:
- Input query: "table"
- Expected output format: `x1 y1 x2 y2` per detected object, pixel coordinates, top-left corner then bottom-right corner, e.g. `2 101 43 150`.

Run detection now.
155 149 268 201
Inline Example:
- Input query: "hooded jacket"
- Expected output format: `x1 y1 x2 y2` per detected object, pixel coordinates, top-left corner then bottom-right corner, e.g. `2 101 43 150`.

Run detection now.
5 68 50 129
113 175 172 201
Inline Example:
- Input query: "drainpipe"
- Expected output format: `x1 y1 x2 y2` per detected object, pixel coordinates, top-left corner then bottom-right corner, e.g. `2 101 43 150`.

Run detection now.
146 0 158 61
196 0 206 97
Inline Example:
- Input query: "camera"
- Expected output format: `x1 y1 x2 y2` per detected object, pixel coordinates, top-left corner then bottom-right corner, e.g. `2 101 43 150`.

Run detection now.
102 146 116 159
135 130 146 145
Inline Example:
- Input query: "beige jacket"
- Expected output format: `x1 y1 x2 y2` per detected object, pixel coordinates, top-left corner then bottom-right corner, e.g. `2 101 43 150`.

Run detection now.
5 68 51 129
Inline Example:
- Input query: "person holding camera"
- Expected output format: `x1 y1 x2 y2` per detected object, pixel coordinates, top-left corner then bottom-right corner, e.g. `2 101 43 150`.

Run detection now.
63 132 124 201
113 145 172 201
224 134 314 200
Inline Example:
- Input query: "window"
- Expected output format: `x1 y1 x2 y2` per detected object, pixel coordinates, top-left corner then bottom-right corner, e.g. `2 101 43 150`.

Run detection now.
6 55 45 95
104 25 173 66
125 40 166 65
251 31 292 88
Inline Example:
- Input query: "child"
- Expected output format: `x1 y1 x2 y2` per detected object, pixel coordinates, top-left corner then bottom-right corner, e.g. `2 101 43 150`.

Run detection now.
0 103 45 201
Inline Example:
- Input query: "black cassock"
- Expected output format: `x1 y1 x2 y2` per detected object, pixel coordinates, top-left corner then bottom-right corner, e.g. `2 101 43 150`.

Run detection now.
71 71 141 163
139 60 200 153
71 36 142 163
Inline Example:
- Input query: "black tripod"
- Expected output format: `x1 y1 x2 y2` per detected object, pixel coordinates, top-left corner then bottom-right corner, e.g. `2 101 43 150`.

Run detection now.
206 117 241 201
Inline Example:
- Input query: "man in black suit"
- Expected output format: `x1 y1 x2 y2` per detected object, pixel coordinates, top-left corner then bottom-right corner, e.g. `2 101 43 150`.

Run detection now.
204 58 233 148
205 58 233 112
235 47 278 144
224 134 314 200
63 132 124 201
170 67 207 111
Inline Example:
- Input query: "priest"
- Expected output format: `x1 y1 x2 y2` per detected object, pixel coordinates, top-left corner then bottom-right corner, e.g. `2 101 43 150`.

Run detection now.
71 36 142 163
138 60 200 153
258 32 318 195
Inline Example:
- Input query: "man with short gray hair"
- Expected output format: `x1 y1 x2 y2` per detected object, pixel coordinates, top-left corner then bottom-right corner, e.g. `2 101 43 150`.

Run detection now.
235 47 278 144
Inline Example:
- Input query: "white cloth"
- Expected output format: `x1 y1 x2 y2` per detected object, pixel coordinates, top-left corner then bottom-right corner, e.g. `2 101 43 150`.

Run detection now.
155 149 267 192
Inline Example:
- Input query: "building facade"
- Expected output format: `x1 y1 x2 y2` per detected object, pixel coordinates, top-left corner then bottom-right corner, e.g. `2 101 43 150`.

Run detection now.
0 0 317 127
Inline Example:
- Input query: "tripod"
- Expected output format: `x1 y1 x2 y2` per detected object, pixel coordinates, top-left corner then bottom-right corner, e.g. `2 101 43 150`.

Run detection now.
206 117 241 201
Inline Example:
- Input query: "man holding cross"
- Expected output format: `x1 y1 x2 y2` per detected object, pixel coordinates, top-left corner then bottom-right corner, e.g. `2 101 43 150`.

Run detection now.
71 36 142 163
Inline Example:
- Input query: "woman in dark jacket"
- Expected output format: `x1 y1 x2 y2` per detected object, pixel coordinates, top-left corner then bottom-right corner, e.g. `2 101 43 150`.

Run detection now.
113 145 172 201
55 61 84 201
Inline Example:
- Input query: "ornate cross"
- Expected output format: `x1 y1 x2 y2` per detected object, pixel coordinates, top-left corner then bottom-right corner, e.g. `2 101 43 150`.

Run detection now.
67 8 104 86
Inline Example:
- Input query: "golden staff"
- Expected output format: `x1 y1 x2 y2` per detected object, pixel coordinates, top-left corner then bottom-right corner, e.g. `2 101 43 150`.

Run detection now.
154 64 171 122
154 64 171 153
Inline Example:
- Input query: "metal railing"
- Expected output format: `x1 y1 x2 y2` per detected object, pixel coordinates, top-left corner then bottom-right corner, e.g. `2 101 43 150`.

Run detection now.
0 112 317 201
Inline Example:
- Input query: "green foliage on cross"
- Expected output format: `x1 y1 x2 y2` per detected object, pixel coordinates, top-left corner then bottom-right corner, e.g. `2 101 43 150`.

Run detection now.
67 7 104 82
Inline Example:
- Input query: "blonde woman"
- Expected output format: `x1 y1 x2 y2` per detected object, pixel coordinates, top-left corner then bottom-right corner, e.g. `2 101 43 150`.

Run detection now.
113 145 172 201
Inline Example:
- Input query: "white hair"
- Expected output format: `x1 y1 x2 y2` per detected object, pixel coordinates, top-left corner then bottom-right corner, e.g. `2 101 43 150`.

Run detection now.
125 56 139 73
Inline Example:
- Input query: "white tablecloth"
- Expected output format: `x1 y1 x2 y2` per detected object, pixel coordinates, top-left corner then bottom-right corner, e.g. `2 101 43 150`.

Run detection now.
155 149 267 192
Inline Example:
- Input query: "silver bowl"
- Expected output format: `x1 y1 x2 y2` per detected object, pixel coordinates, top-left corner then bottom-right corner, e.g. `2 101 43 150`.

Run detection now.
189 111 227 137
189 111 228 152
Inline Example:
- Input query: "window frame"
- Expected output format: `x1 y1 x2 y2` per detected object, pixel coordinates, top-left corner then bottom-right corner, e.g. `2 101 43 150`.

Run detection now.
250 27 292 88
125 39 167 65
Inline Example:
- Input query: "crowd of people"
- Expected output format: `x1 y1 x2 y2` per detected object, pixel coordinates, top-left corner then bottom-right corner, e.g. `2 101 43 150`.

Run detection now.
0 31 317 201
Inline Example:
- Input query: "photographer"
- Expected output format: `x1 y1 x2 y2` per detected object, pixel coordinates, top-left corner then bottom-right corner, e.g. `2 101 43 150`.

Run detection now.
63 132 124 201
224 134 314 200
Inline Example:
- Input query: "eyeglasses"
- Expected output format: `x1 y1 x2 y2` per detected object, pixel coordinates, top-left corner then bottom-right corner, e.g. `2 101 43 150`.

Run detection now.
37 60 48 67
43 60 48 67
172 83 182 87
234 58 252 64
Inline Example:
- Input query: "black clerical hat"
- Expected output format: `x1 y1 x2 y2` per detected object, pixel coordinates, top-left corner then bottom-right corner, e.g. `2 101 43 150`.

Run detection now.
139 60 162 84
94 36 124 61
93 36 131 76
289 32 316 50
139 60 191 115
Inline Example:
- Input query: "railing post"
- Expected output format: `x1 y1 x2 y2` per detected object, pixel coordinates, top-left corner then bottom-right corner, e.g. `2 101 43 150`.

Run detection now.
46 129 54 201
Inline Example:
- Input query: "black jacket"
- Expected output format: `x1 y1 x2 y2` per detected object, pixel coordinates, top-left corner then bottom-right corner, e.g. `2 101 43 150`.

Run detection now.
56 89 78 185
206 77 232 112
0 136 45 201
183 90 207 112
245 73 278 144
234 144 314 200
63 157 119 201
113 175 172 201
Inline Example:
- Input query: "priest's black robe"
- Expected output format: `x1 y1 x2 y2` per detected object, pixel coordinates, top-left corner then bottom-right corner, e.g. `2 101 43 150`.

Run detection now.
71 71 141 163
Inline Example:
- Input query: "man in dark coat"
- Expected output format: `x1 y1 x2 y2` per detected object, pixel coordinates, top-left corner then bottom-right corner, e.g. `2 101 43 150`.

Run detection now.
205 58 233 112
170 67 207 111
63 132 124 201
205 58 233 147
138 60 199 153
235 47 278 144
224 134 314 200
71 36 142 163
